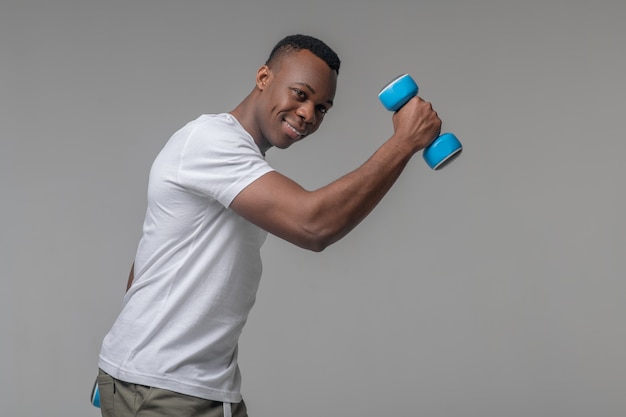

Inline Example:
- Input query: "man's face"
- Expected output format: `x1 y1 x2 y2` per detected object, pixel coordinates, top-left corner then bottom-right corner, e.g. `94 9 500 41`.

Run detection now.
255 49 337 151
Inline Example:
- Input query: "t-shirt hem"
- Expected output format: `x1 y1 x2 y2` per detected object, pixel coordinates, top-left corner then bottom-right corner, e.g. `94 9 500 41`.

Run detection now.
98 358 243 404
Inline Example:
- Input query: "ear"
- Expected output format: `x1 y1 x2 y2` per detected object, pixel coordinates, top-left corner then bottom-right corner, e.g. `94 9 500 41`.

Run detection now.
256 65 271 90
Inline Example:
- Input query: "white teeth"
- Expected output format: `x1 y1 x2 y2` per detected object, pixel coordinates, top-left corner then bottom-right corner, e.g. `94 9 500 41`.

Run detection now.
286 122 305 137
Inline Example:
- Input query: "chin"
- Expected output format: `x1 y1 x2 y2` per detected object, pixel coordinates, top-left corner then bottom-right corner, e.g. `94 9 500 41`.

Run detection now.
269 135 296 150
274 141 294 150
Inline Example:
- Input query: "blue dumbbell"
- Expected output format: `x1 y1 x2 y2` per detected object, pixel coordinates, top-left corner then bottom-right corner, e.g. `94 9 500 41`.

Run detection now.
378 74 462 170
90 380 101 408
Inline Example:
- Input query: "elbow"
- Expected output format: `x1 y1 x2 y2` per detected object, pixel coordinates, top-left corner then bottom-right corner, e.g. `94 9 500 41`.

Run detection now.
296 220 343 253
298 238 331 253
287 198 347 252
304 238 331 253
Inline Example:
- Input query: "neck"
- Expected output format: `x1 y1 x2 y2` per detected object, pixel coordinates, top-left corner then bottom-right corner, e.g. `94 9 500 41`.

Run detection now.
230 92 271 155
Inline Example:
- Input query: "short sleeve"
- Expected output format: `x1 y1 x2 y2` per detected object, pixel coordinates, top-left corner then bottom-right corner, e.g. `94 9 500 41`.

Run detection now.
177 115 274 207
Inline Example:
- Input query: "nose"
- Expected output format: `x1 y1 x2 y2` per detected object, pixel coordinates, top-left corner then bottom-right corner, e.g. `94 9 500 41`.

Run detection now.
296 102 316 125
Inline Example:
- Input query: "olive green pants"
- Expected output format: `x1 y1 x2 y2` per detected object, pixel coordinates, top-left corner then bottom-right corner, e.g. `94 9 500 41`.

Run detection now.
97 370 248 417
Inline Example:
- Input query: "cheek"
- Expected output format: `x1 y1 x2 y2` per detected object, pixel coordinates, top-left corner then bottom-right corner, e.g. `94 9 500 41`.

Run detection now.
313 114 327 130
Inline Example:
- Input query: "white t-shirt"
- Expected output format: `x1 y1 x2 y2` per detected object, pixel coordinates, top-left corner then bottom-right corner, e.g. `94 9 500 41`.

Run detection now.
99 113 275 403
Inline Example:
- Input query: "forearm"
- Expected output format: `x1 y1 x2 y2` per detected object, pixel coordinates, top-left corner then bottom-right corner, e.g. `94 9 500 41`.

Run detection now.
300 98 441 248
303 134 415 248
231 133 417 252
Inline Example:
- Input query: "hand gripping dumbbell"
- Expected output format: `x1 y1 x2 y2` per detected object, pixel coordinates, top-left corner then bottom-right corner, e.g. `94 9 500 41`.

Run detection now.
378 74 462 170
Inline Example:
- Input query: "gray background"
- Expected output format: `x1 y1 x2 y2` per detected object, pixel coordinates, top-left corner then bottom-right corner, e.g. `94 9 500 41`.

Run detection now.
2 1 625 416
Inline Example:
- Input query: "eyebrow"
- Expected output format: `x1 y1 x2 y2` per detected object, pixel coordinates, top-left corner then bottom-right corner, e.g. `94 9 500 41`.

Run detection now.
295 82 334 107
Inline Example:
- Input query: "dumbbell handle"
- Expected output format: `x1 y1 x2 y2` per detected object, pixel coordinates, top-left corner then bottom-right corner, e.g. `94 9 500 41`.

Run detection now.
378 74 462 170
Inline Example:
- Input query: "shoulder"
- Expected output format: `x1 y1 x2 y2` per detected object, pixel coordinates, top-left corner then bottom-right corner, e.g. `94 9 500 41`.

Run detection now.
182 113 259 155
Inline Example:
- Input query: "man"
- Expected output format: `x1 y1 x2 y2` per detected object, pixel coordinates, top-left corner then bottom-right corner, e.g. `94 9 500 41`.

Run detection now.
97 34 441 417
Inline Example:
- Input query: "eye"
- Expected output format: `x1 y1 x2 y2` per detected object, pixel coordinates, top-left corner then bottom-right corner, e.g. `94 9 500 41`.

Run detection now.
293 88 306 100
317 105 329 115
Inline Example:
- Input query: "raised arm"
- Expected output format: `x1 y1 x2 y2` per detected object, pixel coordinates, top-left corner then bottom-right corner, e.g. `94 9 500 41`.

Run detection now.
230 96 441 252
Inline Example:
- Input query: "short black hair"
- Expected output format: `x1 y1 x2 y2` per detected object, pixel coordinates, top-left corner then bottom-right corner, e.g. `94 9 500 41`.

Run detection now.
266 34 341 74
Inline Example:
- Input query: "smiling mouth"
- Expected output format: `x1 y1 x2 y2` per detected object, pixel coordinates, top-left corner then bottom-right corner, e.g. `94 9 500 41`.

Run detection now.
285 120 307 139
